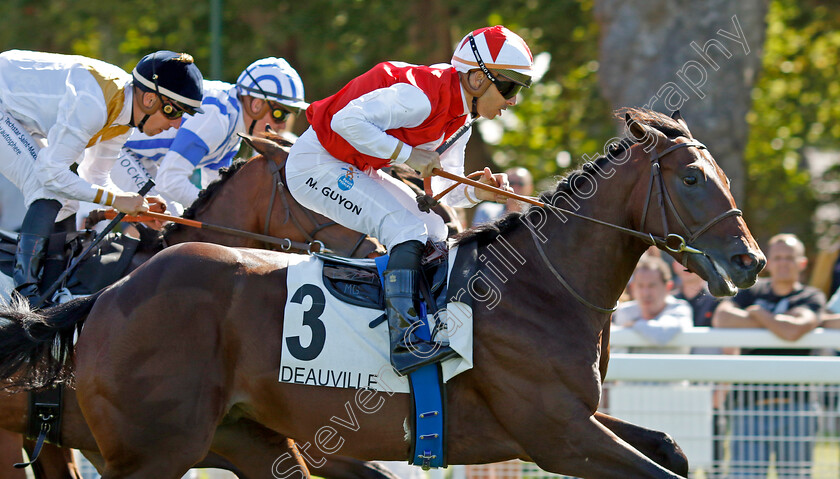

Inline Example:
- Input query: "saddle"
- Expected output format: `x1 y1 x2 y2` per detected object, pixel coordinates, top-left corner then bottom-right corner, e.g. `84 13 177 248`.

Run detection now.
0 229 141 298
317 241 450 329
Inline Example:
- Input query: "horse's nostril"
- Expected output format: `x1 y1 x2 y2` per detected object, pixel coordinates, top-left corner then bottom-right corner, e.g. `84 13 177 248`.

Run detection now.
732 252 761 270
739 254 753 267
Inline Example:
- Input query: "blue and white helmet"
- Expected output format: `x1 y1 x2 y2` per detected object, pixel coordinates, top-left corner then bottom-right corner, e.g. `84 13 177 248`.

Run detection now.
236 57 308 111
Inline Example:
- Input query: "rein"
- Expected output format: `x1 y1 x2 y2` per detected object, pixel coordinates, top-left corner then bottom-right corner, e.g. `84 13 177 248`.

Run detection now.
114 209 329 254
489 139 740 314
114 157 370 256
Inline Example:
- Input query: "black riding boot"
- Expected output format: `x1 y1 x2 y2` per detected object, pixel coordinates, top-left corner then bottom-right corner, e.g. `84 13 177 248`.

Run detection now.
14 199 62 302
384 241 455 375
13 233 48 300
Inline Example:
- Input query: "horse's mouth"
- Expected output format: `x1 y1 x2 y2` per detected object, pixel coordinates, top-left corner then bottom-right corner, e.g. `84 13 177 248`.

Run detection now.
685 253 737 297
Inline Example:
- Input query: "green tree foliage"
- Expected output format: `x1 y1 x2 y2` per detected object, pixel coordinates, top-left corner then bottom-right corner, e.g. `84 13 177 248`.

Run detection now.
0 0 612 180
742 0 840 250
2 0 838 252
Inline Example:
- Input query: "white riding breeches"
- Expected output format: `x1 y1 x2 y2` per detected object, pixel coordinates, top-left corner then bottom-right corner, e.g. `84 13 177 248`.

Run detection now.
286 128 447 250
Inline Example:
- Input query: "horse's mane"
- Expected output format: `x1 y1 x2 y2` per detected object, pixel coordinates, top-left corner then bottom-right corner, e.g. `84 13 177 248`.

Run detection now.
455 108 690 246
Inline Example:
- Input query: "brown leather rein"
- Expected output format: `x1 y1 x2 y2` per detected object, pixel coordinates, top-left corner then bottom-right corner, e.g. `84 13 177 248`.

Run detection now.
110 160 370 257
527 139 742 313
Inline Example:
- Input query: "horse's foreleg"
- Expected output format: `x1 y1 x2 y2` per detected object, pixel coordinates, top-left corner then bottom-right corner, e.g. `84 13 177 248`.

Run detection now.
515 414 686 479
23 440 82 479
598 320 610 382
594 411 689 477
311 456 400 479
0 430 26 479
211 417 309 479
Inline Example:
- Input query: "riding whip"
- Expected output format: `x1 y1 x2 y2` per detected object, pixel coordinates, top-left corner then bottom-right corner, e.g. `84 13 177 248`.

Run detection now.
416 119 476 212
431 168 545 207
34 181 155 308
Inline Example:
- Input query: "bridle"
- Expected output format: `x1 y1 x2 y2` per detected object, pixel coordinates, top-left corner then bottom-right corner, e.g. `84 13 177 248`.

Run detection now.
638 140 742 255
263 159 370 257
529 138 742 313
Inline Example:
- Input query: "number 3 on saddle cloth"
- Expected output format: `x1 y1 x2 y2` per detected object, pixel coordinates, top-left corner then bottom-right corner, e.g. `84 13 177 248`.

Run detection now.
279 241 478 469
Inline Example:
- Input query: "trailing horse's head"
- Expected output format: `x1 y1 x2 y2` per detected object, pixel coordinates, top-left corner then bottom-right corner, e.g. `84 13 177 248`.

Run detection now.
624 108 765 296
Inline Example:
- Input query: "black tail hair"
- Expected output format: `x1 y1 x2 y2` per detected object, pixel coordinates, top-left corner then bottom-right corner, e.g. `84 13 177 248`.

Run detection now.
0 291 102 391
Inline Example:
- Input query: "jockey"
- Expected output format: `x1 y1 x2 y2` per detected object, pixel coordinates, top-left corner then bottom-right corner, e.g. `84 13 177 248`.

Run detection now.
0 49 204 301
285 25 534 374
110 57 307 213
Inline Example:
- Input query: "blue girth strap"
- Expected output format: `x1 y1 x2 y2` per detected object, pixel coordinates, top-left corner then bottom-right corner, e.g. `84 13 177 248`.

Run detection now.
374 255 447 469
408 363 446 469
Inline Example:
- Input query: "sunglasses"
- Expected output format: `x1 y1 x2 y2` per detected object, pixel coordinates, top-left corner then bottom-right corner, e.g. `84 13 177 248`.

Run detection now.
160 97 187 120
267 102 293 122
494 79 523 100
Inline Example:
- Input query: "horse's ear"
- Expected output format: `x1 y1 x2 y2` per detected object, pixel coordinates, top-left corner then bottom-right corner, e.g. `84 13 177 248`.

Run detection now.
625 113 648 142
238 132 289 166
670 110 691 137
237 133 257 150
625 113 666 149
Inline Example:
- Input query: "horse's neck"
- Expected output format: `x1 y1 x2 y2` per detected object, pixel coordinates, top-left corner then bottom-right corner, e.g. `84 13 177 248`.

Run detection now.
164 167 263 248
492 175 647 321
547 186 646 312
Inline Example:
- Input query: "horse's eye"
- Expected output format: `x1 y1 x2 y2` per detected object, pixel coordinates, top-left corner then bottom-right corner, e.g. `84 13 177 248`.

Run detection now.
683 176 698 186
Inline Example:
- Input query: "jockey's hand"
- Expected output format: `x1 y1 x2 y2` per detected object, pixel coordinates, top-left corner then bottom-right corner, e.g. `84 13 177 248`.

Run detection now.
146 195 167 214
112 192 149 215
405 148 442 178
474 167 513 203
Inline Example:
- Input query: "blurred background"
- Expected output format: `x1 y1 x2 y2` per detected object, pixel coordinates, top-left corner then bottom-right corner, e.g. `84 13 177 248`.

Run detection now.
2 0 839 262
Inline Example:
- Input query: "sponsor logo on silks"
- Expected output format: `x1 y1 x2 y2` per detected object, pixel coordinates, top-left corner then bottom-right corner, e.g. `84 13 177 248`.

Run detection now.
337 167 356 191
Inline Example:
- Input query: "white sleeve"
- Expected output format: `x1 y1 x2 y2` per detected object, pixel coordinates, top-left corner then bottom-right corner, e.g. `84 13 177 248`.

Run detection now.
36 73 115 203
200 167 221 189
631 300 694 345
827 288 840 314
330 83 431 163
612 302 640 328
430 127 478 208
155 152 201 207
78 133 131 194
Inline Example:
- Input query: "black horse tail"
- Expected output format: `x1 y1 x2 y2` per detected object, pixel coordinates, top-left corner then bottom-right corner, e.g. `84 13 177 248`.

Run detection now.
0 291 103 390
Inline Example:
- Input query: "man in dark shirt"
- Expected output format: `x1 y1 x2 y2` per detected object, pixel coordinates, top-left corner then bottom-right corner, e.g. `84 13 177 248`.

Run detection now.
713 233 824 479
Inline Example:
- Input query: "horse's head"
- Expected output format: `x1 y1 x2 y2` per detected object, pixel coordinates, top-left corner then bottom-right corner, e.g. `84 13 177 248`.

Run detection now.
624 109 765 296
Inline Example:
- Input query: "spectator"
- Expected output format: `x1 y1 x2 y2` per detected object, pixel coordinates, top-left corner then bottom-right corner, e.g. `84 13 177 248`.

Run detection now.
712 233 824 479
672 261 727 476
612 255 693 354
820 280 840 327
471 166 533 226
672 262 721 354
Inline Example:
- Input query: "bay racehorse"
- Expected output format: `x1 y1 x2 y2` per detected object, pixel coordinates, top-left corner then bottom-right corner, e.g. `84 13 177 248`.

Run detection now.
0 134 390 479
0 109 764 478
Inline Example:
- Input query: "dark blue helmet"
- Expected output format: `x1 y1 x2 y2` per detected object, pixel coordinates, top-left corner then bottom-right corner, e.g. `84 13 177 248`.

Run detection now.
132 51 204 115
